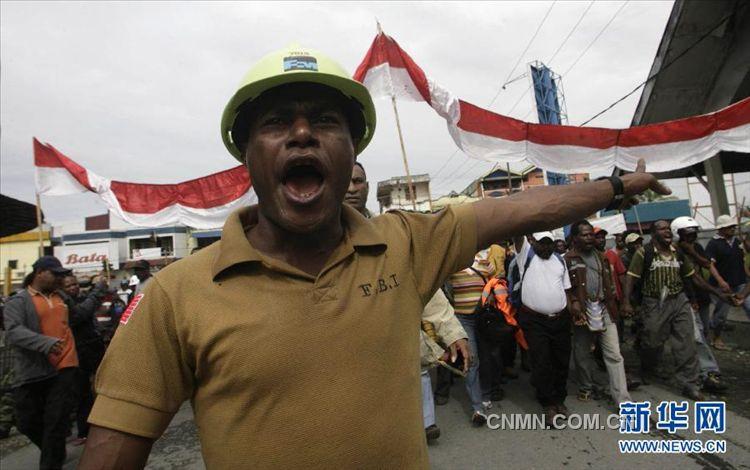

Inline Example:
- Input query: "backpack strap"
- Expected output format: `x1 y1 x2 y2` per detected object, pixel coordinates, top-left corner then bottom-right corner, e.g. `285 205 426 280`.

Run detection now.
468 266 488 284
552 252 566 269
642 242 655 285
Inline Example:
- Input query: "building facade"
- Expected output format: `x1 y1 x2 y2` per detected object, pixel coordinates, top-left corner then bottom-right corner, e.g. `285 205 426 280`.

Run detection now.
1 229 52 294
52 213 190 279
376 174 433 213
461 166 590 199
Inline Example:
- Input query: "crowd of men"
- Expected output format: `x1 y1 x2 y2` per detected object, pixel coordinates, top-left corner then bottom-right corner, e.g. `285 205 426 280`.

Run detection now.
0 259 151 468
0 45 746 469
347 162 749 439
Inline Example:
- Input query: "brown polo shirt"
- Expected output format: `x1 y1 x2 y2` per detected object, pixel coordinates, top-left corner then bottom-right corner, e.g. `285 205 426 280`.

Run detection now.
89 203 476 469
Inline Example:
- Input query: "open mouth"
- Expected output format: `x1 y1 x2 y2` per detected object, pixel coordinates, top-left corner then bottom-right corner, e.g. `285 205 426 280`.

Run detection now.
281 157 325 204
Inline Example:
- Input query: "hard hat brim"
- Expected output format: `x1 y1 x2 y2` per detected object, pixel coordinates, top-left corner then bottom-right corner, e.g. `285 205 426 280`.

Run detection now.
221 72 376 161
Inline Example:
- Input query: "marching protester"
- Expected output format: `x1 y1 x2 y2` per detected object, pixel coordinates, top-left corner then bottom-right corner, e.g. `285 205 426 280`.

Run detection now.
623 220 731 400
419 290 467 441
598 229 627 305
513 231 572 426
0 298 14 440
596 228 627 340
620 233 643 272
345 161 470 440
671 217 727 393
486 242 521 379
3 256 79 470
611 233 626 258
439 256 494 425
344 161 371 218
79 44 670 468
567 221 631 407
60 274 109 445
706 214 750 351
554 238 568 256
128 260 152 299
115 280 131 306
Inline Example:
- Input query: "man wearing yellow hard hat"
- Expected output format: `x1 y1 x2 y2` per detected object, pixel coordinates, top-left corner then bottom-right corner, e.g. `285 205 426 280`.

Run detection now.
80 44 669 468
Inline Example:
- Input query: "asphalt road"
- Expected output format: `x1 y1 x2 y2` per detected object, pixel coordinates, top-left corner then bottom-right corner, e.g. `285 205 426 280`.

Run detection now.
1 310 748 469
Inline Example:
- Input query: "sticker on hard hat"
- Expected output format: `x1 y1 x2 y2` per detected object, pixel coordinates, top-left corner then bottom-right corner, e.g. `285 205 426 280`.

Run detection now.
283 56 318 72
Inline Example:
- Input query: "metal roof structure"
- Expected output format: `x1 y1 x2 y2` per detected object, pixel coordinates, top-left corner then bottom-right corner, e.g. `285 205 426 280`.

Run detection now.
631 0 750 178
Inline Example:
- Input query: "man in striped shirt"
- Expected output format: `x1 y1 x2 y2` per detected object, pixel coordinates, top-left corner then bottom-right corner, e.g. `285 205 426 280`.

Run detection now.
436 256 494 426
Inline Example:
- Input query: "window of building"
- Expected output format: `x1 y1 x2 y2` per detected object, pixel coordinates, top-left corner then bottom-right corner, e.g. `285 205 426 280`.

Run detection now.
129 235 174 258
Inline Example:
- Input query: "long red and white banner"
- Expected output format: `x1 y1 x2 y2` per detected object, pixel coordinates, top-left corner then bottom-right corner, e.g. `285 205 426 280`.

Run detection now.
34 138 255 229
34 34 749 228
353 32 750 173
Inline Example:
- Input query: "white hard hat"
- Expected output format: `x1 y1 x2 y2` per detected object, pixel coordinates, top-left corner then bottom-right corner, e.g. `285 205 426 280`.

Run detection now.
671 216 700 241
715 214 737 230
625 233 643 244
533 231 555 242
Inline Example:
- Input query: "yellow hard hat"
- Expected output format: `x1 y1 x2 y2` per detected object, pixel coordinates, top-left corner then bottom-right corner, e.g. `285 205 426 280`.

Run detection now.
221 43 376 161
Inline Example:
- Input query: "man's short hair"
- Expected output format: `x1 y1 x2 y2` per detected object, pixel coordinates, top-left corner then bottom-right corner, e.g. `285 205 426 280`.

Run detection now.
353 161 367 180
651 219 669 233
570 220 593 238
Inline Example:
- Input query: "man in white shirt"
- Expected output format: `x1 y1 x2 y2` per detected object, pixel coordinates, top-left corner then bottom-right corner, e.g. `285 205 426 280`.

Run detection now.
514 232 572 427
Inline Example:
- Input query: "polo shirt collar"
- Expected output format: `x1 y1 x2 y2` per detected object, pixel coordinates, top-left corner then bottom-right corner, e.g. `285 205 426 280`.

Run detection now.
212 204 387 280
341 204 387 249
27 286 60 301
713 234 737 244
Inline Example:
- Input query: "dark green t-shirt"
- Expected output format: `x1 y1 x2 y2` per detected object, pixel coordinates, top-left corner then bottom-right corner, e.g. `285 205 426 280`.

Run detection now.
627 246 695 298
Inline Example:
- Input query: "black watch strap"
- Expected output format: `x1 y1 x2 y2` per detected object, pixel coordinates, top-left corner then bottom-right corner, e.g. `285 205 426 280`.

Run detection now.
597 176 625 211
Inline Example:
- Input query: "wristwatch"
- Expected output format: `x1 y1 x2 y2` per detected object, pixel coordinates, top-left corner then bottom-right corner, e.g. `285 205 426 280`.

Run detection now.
596 175 625 211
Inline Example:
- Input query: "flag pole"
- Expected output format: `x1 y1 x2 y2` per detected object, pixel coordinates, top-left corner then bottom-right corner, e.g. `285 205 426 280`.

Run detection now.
377 20 418 212
633 204 644 235
35 192 45 258
391 96 418 211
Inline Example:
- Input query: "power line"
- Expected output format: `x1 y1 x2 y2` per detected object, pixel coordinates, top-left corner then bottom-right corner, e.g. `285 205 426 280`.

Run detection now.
487 0 557 108
429 149 460 181
579 7 739 126
505 0 595 117
431 161 495 194
506 88 530 117
561 0 629 77
432 1 557 181
432 156 491 185
546 0 596 65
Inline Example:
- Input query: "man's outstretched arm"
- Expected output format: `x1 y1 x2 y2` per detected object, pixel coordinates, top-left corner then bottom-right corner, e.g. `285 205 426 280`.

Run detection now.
79 425 154 470
472 159 670 249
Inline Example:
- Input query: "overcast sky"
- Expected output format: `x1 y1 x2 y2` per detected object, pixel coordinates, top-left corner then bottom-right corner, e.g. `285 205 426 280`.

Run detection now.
2 0 743 223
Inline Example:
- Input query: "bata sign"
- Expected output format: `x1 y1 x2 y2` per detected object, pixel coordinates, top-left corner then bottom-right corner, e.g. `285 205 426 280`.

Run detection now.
55 243 119 270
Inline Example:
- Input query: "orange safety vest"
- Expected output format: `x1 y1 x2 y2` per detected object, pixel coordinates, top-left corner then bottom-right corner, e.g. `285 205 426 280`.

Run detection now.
481 277 529 350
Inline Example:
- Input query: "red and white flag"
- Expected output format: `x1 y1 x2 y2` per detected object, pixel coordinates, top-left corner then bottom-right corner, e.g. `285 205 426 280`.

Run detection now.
34 138 256 229
354 32 750 174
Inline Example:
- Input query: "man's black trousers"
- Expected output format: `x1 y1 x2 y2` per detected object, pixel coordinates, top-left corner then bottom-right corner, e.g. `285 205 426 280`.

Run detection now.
518 309 571 407
13 367 77 470
75 340 105 438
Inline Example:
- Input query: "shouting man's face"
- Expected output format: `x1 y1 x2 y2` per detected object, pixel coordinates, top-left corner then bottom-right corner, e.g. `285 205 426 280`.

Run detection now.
652 220 673 247
243 84 358 234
